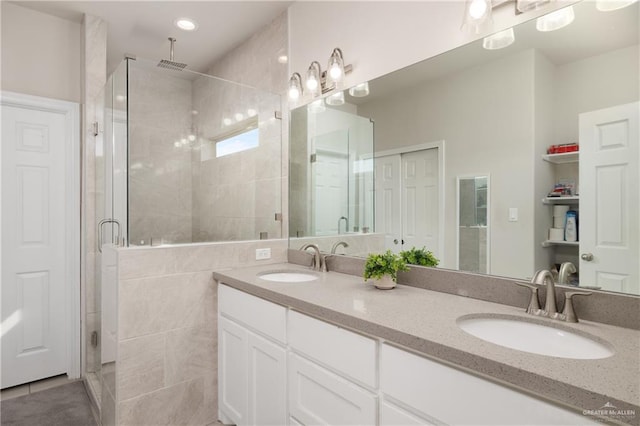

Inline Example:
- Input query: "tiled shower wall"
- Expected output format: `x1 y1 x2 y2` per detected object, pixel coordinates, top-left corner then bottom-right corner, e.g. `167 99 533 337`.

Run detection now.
113 240 288 425
128 66 194 245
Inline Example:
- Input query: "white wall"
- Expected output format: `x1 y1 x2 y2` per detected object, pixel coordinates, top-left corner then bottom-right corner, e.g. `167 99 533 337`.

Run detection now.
287 0 578 100
1 2 81 103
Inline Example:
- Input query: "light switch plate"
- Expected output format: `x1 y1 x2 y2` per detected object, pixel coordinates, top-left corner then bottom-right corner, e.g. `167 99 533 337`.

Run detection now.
509 208 518 222
255 248 271 260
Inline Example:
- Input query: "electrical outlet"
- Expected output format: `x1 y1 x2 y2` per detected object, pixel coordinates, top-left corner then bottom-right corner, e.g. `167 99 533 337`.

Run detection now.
255 248 271 260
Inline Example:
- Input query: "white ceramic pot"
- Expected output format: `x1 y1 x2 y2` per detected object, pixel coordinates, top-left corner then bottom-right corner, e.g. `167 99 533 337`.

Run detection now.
374 274 396 290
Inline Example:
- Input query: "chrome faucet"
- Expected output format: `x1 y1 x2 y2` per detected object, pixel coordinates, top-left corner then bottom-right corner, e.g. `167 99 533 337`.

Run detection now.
558 262 577 285
516 269 592 322
331 241 349 254
300 243 327 272
531 269 558 317
338 216 348 234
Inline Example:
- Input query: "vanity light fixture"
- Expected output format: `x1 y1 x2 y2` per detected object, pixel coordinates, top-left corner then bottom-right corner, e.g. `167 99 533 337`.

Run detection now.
348 82 370 97
174 18 198 32
596 0 638 11
325 91 345 106
482 27 515 50
288 48 353 101
306 61 322 97
536 6 575 32
461 0 493 34
288 72 303 101
326 48 346 89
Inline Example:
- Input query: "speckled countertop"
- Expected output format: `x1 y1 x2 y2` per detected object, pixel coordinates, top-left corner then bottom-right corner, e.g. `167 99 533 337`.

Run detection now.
213 263 640 425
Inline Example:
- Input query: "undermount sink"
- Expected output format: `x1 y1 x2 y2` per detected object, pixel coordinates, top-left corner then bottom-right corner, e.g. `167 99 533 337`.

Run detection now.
457 315 614 359
257 270 319 283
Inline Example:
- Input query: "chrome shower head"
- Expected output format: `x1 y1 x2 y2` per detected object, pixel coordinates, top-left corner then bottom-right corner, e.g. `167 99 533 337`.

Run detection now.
158 37 187 71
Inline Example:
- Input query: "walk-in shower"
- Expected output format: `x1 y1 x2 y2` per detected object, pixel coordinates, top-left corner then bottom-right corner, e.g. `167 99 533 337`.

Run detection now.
86 56 283 411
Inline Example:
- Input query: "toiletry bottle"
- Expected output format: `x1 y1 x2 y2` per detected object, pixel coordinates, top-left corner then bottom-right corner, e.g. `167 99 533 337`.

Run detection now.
565 210 578 242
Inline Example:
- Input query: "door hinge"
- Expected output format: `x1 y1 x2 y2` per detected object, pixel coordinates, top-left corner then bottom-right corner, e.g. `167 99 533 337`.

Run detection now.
92 122 99 137
275 213 283 221
274 111 282 120
310 153 317 163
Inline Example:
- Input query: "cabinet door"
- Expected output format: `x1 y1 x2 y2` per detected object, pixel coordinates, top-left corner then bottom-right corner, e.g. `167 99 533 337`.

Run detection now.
289 354 376 425
219 316 248 425
247 332 287 426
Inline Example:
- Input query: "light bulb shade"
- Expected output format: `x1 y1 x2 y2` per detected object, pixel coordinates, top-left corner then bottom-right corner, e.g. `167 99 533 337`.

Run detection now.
482 28 515 50
306 61 322 97
348 82 370 98
596 0 638 11
288 72 303 101
516 0 551 13
461 0 493 34
326 48 345 89
536 6 575 32
325 91 345 106
308 99 326 114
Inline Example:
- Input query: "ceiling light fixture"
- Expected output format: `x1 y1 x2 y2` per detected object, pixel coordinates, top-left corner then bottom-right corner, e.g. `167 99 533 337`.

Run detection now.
174 18 198 32
596 0 638 11
536 6 575 32
482 28 515 50
326 48 346 89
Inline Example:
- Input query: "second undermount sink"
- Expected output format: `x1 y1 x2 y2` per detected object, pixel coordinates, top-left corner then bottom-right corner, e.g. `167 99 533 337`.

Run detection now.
457 315 614 359
257 270 319 283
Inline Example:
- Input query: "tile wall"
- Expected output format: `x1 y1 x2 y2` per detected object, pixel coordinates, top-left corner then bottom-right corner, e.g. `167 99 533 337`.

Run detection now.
113 240 288 425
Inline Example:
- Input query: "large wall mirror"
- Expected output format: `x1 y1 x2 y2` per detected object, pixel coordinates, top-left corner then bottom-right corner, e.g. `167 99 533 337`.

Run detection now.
289 1 639 295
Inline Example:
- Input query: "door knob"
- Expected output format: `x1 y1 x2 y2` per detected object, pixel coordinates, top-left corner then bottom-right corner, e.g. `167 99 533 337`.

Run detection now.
581 253 594 261
393 239 399 244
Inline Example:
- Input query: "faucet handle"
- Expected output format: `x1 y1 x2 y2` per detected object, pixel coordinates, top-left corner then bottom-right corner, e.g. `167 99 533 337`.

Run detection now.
515 282 541 314
561 290 592 323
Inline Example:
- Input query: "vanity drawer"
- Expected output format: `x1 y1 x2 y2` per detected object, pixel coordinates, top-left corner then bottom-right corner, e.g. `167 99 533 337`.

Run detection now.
218 284 286 344
288 310 377 388
380 344 597 425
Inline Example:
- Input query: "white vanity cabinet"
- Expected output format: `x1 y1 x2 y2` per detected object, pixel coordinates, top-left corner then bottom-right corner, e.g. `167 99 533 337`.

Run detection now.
380 343 598 426
218 285 287 426
288 311 377 425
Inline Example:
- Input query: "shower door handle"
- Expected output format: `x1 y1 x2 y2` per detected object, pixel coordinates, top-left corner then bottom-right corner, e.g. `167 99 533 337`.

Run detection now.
98 218 121 253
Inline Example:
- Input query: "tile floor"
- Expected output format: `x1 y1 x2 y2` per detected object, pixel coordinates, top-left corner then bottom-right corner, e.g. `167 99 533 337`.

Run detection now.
1 377 96 426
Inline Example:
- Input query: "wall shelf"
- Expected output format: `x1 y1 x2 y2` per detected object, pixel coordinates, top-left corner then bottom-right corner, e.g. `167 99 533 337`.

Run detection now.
541 240 579 248
542 152 578 164
542 196 579 204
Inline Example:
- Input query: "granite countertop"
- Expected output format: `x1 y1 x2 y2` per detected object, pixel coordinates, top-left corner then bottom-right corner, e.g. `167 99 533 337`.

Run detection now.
213 263 640 425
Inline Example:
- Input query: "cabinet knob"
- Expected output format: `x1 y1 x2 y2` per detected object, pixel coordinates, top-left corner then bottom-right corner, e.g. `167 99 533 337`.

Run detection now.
581 253 594 261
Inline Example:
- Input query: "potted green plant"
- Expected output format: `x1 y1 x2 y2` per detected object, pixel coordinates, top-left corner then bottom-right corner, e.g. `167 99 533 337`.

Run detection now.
363 250 409 290
399 247 439 267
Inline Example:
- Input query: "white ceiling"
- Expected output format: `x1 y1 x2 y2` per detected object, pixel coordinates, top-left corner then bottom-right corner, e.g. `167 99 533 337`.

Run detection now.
14 1 292 74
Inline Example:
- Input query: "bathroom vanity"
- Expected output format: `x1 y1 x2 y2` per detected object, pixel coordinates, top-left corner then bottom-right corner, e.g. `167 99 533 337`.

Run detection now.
213 263 639 426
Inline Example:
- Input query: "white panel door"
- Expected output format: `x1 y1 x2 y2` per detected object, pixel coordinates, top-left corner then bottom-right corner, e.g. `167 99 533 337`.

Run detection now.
375 154 402 252
247 332 287 426
1 99 76 388
314 150 349 236
579 102 639 293
402 149 439 256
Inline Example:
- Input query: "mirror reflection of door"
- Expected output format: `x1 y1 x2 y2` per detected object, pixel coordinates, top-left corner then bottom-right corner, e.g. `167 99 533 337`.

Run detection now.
375 147 441 257
457 176 490 274
312 130 349 235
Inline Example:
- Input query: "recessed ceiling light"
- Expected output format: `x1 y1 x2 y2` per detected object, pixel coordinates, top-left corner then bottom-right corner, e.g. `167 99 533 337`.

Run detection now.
175 18 198 32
